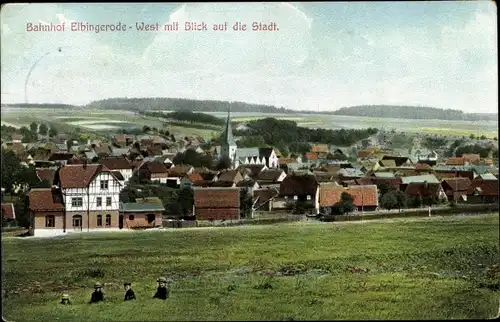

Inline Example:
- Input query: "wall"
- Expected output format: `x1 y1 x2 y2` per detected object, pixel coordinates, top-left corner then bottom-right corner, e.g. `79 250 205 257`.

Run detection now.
63 172 121 212
33 211 65 231
122 212 162 228
65 210 120 230
195 208 240 220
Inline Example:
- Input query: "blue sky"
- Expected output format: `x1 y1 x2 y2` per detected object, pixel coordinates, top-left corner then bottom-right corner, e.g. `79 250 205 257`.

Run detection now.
1 2 497 113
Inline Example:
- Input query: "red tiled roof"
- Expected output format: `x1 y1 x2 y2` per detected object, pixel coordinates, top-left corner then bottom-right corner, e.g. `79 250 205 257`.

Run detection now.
168 165 192 177
36 168 57 185
186 173 203 182
467 179 499 196
446 157 466 166
114 135 126 142
143 161 168 174
99 157 132 170
461 154 481 163
217 170 241 183
256 170 284 182
441 177 471 194
194 188 240 208
304 152 318 161
415 163 433 171
28 188 65 211
403 183 442 197
319 185 378 207
1 203 15 219
58 164 107 189
357 150 373 158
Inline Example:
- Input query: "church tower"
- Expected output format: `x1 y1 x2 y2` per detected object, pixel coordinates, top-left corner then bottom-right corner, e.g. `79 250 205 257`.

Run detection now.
220 107 237 168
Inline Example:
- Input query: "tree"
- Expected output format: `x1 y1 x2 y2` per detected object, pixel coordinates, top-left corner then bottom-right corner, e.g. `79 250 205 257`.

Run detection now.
413 194 423 208
170 134 176 142
14 192 30 228
142 125 151 133
1 149 21 194
479 135 487 140
332 192 355 215
380 191 398 211
394 190 408 211
173 149 213 168
177 188 194 217
240 188 254 218
469 133 475 139
29 122 38 133
216 157 232 170
48 126 58 137
38 123 48 136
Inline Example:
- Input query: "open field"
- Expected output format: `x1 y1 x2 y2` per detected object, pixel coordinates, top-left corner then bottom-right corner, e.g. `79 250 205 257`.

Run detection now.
1 107 498 139
2 214 499 321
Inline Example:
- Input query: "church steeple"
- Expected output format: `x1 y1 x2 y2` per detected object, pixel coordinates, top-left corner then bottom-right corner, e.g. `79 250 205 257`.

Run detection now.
223 106 236 146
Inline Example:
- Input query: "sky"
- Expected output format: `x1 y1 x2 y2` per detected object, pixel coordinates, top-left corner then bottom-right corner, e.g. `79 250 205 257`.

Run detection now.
0 2 497 113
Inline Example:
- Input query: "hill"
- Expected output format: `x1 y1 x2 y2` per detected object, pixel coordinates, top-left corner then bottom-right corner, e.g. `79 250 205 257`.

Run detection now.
1 214 498 321
332 105 497 121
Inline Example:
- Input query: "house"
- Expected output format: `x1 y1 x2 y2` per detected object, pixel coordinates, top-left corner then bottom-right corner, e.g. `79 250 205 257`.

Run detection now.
357 150 374 160
311 144 329 158
233 148 279 168
401 174 440 185
467 179 499 203
137 161 169 184
255 169 287 183
236 179 260 196
381 155 412 167
319 184 379 212
98 156 134 183
36 168 57 186
119 201 164 229
27 188 65 237
166 165 194 187
253 187 279 212
476 173 498 181
372 172 396 179
416 150 438 162
446 157 468 166
303 152 318 163
11 134 22 143
275 174 320 214
402 182 448 203
441 178 471 202
238 164 268 178
193 187 240 221
1 203 16 220
180 172 204 190
54 163 122 233
216 169 245 186
434 168 477 180
461 154 481 164
378 159 397 168
48 153 74 166
370 177 403 191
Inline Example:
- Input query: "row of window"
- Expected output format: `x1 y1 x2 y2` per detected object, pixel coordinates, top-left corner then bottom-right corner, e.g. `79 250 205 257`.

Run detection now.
284 195 312 200
45 215 112 227
71 197 112 207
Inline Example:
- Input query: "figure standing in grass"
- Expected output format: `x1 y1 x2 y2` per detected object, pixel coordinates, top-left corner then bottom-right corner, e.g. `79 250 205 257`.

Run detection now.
123 282 136 301
89 282 105 303
153 277 169 299
60 293 71 305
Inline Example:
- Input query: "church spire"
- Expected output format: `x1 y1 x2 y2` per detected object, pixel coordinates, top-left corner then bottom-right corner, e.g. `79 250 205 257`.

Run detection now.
223 105 236 146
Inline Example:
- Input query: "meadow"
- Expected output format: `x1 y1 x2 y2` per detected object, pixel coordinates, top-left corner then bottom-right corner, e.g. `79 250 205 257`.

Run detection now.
2 214 499 321
1 107 497 139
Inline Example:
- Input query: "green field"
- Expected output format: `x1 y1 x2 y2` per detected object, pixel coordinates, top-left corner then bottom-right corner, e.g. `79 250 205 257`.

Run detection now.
2 214 499 321
1 107 497 139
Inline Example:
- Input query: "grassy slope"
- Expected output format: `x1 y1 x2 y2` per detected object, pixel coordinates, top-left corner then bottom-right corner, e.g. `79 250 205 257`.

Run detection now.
2 214 499 321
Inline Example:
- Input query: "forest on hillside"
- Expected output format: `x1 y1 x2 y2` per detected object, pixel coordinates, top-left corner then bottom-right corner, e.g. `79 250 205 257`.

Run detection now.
332 105 497 121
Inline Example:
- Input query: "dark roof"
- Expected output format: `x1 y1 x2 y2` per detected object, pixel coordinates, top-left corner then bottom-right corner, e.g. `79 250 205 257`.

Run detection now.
142 161 168 174
36 168 57 185
279 174 319 196
417 159 437 166
112 171 124 180
194 188 240 208
258 148 274 158
238 164 266 177
256 169 284 182
167 165 192 177
120 202 165 212
370 177 403 189
382 155 410 166
1 203 15 219
48 153 74 161
28 188 65 211
236 179 258 188
99 157 132 170
253 188 279 205
467 179 499 196
403 183 442 197
441 178 471 193
217 170 241 182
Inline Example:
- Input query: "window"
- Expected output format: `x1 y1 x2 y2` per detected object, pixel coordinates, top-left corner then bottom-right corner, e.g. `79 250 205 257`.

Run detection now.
105 214 111 226
307 195 311 200
97 215 102 227
45 215 55 227
100 180 109 189
71 197 83 207
106 197 112 206
128 215 135 221
293 195 298 200
96 197 102 207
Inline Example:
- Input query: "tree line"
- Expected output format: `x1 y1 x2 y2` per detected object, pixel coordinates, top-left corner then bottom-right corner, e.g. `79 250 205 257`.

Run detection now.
231 118 378 154
139 110 225 126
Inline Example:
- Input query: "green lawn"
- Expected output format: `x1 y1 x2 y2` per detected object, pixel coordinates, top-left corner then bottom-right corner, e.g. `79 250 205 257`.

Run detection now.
2 214 499 321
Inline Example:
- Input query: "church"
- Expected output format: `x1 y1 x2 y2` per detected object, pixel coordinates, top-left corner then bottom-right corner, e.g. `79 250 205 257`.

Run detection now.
217 109 279 169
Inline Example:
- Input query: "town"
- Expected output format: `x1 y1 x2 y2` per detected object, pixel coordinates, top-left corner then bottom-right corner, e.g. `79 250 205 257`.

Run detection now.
1 108 498 237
